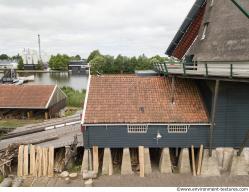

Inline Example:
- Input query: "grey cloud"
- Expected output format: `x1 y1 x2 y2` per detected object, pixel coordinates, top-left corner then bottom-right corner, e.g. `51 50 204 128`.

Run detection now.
0 0 195 57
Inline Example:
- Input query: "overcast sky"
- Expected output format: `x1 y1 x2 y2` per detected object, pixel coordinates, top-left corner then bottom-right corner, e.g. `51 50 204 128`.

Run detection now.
0 0 195 58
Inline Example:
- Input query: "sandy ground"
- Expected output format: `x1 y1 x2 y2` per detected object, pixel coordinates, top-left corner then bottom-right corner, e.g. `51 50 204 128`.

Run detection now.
21 172 249 187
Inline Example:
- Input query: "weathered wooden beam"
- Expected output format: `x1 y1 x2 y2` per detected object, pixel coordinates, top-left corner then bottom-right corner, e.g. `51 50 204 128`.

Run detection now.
197 145 203 175
191 145 196 176
139 146 145 177
209 80 220 157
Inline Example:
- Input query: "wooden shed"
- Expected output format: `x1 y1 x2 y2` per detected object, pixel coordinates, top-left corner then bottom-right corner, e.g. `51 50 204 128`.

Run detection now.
0 84 67 119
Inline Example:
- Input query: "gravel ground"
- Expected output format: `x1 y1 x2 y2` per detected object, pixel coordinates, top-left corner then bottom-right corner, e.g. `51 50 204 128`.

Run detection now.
22 172 249 187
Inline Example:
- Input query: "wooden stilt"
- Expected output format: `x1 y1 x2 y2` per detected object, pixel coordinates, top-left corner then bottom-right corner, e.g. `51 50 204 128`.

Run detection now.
48 146 54 177
197 145 204 175
23 145 29 176
139 146 145 177
30 145 36 176
93 146 99 173
191 145 196 176
17 145 24 177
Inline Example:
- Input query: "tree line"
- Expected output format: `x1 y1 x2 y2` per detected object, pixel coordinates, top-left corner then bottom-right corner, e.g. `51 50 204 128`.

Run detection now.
87 50 175 75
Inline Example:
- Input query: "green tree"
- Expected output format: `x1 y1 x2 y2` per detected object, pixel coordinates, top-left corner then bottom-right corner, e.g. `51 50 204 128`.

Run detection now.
49 54 70 70
17 57 24 70
90 55 106 75
36 60 44 70
87 50 101 63
0 54 9 60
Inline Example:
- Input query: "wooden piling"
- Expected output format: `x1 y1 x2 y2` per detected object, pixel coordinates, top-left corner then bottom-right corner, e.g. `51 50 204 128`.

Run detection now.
23 145 29 176
48 146 54 177
191 145 196 176
139 146 145 177
93 146 99 173
17 145 24 177
36 146 43 177
197 145 204 175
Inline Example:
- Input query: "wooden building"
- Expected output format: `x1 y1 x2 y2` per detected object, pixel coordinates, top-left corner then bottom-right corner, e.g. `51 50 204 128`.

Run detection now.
81 75 210 148
0 85 67 119
154 0 249 154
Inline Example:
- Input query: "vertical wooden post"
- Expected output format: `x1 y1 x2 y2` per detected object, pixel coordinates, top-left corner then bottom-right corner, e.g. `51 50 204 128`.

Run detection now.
209 80 220 156
197 145 204 176
139 146 145 177
36 146 43 177
93 146 99 173
48 146 54 177
43 148 48 176
17 145 24 177
45 112 49 120
30 145 36 176
23 145 29 176
191 145 196 176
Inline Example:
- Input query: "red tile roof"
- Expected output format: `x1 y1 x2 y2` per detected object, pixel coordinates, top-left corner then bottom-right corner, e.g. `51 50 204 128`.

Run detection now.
84 75 209 124
0 85 56 109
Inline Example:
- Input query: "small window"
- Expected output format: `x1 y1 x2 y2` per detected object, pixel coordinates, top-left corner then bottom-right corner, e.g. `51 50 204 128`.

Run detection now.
167 125 189 134
201 23 208 40
127 125 148 133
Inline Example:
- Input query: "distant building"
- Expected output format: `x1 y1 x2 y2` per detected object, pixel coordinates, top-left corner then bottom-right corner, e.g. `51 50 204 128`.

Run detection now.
0 60 18 69
68 59 89 74
20 48 51 70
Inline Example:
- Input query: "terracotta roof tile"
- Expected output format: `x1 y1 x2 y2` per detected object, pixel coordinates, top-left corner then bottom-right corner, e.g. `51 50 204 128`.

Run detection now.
84 75 209 124
0 85 56 109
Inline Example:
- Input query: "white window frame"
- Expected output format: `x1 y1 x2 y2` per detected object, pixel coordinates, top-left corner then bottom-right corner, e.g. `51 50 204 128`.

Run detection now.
127 125 148 134
167 124 190 134
201 23 208 40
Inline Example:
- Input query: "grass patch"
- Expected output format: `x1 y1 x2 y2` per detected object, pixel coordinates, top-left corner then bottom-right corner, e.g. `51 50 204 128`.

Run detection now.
61 86 86 108
65 107 81 117
0 119 43 129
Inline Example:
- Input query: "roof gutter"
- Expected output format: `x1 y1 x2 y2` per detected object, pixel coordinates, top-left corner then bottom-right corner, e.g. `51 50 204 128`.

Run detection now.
165 0 206 56
83 123 211 127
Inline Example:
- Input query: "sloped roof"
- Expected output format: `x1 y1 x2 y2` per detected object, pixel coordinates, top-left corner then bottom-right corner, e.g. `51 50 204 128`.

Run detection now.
167 0 249 62
0 85 56 109
83 75 209 124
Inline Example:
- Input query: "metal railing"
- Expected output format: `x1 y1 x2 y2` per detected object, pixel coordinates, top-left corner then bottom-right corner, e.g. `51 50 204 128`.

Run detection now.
154 62 249 79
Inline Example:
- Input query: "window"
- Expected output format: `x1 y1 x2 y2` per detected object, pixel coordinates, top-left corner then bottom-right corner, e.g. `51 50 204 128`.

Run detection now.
201 23 208 40
127 125 148 133
167 125 189 134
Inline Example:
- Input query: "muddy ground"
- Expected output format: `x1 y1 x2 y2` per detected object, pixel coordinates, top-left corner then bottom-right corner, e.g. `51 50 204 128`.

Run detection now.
21 172 249 187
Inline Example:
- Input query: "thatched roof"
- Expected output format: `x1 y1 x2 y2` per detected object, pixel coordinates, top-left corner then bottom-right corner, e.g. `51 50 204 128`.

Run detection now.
167 0 249 62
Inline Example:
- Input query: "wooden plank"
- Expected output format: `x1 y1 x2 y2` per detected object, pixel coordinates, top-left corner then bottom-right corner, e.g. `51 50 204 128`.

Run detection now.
17 145 24 177
191 145 196 176
138 146 145 178
197 145 203 176
35 146 43 177
48 146 54 177
93 146 99 173
42 148 48 176
108 148 113 176
23 145 29 176
30 145 36 176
